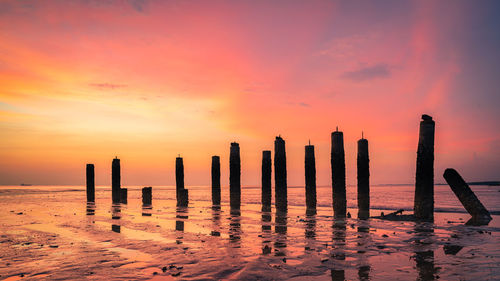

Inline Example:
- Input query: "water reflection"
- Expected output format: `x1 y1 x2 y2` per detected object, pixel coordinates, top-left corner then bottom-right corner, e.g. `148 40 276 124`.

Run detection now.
304 213 316 252
261 210 272 254
111 204 121 233
176 207 188 233
86 202 95 216
413 222 438 280
274 211 287 256
356 220 371 280
141 205 152 217
211 206 221 237
358 265 370 280
229 209 241 246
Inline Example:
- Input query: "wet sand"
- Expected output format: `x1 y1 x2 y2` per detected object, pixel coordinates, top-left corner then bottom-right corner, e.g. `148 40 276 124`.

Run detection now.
0 185 499 280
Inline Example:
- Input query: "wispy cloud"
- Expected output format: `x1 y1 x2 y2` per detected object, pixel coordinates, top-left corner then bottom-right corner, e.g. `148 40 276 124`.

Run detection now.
341 63 391 82
90 83 127 90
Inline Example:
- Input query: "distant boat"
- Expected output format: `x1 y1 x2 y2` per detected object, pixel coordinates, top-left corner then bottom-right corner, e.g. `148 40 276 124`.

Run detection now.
20 183 32 186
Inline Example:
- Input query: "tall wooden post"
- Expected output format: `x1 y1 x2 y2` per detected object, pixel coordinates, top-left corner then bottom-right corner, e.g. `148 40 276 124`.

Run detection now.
261 150 272 211
414 114 435 221
86 164 95 202
211 156 221 206
331 130 346 218
142 186 152 205
176 157 188 207
274 136 287 212
305 143 316 212
229 143 241 209
112 157 121 204
357 136 370 219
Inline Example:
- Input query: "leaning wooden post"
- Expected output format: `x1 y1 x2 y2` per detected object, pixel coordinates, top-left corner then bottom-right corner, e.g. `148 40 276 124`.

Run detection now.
443 168 492 225
261 150 272 211
414 114 435 221
112 157 121 204
331 129 346 218
86 164 95 202
357 135 370 219
142 187 152 205
305 142 317 212
229 143 241 209
211 156 221 206
274 136 287 212
176 157 188 206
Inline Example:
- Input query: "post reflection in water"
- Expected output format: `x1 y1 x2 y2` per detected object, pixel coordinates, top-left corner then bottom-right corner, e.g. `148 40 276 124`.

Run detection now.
111 204 121 233
261 210 272 254
142 203 152 217
356 219 371 281
211 206 221 237
304 212 316 252
229 209 241 247
413 222 438 281
175 207 188 244
86 202 95 216
330 219 347 280
274 211 287 257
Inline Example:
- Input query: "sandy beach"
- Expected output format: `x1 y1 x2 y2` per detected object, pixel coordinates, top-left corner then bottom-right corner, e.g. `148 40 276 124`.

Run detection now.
0 185 498 280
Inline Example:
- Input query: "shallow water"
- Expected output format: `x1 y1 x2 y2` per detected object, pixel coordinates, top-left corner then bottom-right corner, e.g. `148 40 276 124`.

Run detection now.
0 185 499 280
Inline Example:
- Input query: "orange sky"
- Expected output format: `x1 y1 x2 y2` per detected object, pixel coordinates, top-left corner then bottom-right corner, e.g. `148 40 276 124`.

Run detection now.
1 0 499 186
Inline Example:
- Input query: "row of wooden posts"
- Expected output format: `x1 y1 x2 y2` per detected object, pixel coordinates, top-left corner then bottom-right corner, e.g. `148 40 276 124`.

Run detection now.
85 114 492 224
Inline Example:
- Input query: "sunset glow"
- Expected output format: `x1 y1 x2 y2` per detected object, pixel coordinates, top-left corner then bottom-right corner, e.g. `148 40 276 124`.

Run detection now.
1 0 499 186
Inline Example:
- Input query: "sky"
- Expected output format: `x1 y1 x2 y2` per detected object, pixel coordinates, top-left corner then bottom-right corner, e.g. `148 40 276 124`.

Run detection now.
0 0 499 187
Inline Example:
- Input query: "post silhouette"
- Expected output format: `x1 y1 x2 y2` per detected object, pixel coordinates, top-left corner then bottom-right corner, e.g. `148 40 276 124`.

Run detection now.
443 168 492 225
414 114 435 221
357 136 370 219
120 188 127 204
142 186 152 205
176 157 188 207
304 143 316 212
112 157 121 203
86 164 95 202
261 150 272 211
211 156 221 206
274 136 287 212
331 130 346 218
229 143 241 209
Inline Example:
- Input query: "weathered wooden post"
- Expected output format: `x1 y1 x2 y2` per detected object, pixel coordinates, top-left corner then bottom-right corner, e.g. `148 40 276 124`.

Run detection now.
357 135 370 219
211 156 221 206
176 157 188 207
142 186 152 205
331 129 346 218
274 136 287 212
86 164 95 202
414 114 435 221
262 150 272 211
112 157 121 204
305 142 316 212
443 168 492 225
229 142 241 209
120 188 127 204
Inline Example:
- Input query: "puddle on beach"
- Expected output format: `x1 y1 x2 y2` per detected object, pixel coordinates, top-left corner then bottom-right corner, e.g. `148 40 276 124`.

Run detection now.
0 185 499 280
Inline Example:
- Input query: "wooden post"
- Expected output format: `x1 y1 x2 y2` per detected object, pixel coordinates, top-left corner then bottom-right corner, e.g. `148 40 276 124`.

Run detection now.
414 114 435 221
357 136 370 219
86 164 95 202
142 186 152 205
443 168 492 225
176 157 188 207
211 156 221 206
274 136 287 212
120 188 127 204
261 150 272 211
331 130 346 218
229 142 241 209
305 143 316 212
112 157 121 204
